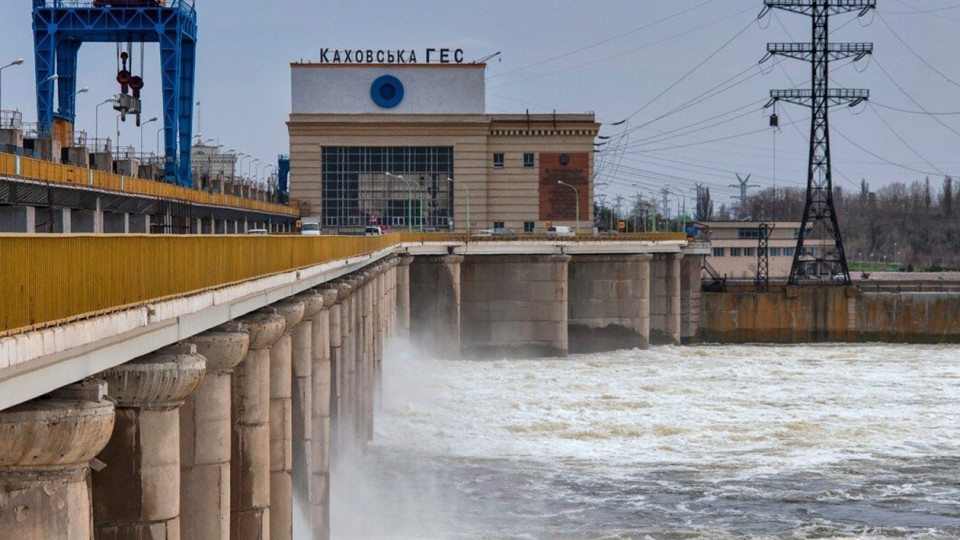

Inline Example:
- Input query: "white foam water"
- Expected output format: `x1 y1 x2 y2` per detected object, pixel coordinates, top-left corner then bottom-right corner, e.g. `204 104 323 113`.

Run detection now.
331 343 960 539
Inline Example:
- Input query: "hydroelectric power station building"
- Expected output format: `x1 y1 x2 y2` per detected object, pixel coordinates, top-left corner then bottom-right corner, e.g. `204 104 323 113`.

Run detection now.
287 51 599 232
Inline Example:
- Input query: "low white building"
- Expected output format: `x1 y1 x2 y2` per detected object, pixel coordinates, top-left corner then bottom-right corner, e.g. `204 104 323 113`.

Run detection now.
701 221 832 280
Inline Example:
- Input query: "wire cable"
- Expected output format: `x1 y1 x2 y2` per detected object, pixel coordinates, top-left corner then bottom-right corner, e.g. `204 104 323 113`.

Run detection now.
487 0 719 81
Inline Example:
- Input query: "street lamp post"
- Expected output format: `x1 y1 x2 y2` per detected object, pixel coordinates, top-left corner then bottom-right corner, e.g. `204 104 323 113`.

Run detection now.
140 116 158 159
448 177 470 236
0 58 25 116
156 126 164 158
247 158 259 179
95 96 117 150
254 161 265 186
558 180 580 236
385 172 415 232
237 154 249 174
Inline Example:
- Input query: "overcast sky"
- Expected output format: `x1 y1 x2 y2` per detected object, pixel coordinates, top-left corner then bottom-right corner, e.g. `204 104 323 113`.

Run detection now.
2 1 960 209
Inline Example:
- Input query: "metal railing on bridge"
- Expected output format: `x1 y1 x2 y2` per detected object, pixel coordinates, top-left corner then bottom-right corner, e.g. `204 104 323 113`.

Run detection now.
0 233 397 336
0 231 688 336
0 151 298 216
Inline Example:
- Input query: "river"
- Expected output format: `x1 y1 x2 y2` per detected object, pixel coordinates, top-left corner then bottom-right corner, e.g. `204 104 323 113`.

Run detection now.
331 343 960 539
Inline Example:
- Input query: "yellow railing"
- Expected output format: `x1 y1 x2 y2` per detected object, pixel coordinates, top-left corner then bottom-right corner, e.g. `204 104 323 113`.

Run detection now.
0 234 395 336
0 231 688 336
0 152 299 216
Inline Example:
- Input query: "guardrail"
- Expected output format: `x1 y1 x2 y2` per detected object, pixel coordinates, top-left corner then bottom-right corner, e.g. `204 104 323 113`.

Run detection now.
0 152 298 216
0 233 395 336
0 231 689 336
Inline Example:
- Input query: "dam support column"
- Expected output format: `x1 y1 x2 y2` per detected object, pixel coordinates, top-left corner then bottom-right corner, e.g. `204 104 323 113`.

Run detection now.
409 255 462 359
0 381 115 540
396 255 413 339
311 287 339 540
461 254 569 358
649 253 682 345
680 254 703 342
567 254 651 353
93 344 207 538
180 324 250 540
361 270 378 446
290 291 324 540
336 278 361 454
666 253 682 344
328 282 349 460
231 309 286 539
180 323 250 540
270 299 306 540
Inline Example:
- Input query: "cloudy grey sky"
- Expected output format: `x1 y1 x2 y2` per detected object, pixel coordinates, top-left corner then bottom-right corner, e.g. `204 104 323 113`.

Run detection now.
2 1 959 208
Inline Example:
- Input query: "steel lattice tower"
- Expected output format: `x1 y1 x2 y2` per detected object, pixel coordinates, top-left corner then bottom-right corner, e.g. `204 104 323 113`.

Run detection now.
756 222 773 291
761 0 875 285
32 0 197 186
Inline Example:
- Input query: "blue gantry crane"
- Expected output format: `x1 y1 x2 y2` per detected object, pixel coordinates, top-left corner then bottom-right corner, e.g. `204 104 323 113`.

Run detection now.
31 0 197 186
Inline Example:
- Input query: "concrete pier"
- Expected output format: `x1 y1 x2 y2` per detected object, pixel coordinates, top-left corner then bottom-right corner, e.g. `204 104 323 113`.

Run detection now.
180 324 250 540
461 254 570 358
650 253 682 345
337 279 360 454
270 298 305 540
396 255 413 338
93 344 207 539
0 381 115 540
328 282 350 460
290 290 324 540
410 255 462 359
232 309 286 539
568 253 652 352
311 288 339 540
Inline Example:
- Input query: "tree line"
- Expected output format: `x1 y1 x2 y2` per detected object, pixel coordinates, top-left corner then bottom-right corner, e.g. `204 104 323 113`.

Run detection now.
696 177 959 270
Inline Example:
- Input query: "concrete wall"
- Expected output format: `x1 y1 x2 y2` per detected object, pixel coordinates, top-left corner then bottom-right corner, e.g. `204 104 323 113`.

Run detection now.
461 254 569 358
648 253 682 345
567 254 650 352
409 255 462 359
701 283 960 343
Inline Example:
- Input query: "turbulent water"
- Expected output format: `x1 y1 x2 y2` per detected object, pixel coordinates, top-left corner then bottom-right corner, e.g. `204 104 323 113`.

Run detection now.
331 343 960 539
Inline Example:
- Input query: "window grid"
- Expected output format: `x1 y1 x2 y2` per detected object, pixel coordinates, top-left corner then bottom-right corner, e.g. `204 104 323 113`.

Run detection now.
322 146 454 230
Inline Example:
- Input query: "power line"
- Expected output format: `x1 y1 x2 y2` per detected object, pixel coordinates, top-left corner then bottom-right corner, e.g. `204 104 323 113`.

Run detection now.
610 16 757 126
867 102 946 176
871 101 960 115
876 11 960 90
487 0 719 81
832 125 945 177
871 56 960 140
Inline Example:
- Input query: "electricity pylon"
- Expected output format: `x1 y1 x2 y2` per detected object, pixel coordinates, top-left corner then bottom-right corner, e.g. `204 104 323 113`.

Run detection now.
760 0 875 285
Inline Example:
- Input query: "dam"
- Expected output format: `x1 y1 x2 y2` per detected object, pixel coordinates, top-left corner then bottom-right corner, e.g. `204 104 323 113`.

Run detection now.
0 232 706 539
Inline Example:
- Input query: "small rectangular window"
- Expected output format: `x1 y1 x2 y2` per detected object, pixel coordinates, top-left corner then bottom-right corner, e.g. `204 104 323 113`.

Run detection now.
712 247 725 257
744 247 755 257
493 153 505 168
523 153 535 168
524 221 535 232
783 247 795 256
770 247 781 257
730 247 742 257
494 221 505 229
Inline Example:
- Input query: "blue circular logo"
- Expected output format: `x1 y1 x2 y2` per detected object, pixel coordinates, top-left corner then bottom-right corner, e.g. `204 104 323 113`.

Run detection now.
370 75 404 109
